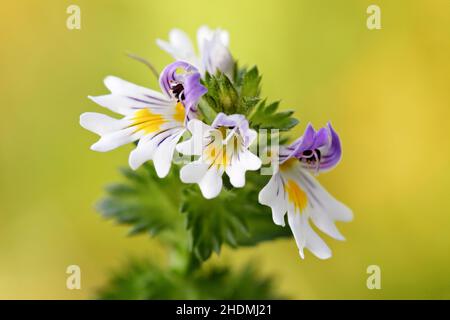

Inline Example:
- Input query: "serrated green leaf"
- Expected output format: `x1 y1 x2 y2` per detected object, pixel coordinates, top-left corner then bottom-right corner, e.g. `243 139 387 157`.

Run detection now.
96 165 183 239
201 72 240 115
250 100 299 131
197 98 218 124
239 66 261 98
181 187 246 261
97 259 283 300
199 67 264 118
199 65 298 132
180 172 291 262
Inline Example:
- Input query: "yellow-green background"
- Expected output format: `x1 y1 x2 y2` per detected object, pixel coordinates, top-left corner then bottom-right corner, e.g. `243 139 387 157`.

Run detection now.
0 0 449 299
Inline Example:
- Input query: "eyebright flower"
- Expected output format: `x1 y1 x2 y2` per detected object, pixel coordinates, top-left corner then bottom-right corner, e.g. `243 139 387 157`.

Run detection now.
157 26 234 79
258 123 353 259
177 113 262 199
80 61 207 178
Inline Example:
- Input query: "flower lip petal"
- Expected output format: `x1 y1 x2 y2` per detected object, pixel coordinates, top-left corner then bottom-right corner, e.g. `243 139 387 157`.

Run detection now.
287 123 317 157
159 61 207 123
159 61 198 97
183 72 207 115
317 122 342 172
281 122 343 174
314 127 330 150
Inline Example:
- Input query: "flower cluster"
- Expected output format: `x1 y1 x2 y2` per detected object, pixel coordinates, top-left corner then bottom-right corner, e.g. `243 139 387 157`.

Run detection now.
80 26 352 259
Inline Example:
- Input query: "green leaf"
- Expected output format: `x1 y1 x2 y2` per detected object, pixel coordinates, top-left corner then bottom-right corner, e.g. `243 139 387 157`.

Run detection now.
96 165 183 238
239 66 261 98
250 100 299 131
235 66 262 115
202 72 240 115
199 67 263 119
199 65 298 132
197 98 218 124
97 259 283 300
181 187 247 261
181 172 291 262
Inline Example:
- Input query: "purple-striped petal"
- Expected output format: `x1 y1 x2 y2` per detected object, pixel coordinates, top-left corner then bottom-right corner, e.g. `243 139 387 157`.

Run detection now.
318 123 342 171
159 61 207 121
183 72 207 115
281 122 343 173
211 113 254 147
159 61 196 96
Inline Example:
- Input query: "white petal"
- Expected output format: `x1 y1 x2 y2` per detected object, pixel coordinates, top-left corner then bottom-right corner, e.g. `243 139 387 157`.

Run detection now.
187 119 211 137
176 138 201 156
258 174 287 226
280 167 350 242
298 169 353 223
241 149 262 170
80 112 126 135
225 150 261 188
226 163 246 188
197 26 213 39
152 130 184 178
176 119 211 156
128 135 158 170
157 29 199 67
169 29 196 55
247 129 258 147
156 39 176 56
217 29 230 47
288 212 332 260
198 166 223 199
197 26 214 54
201 35 234 78
90 127 138 152
89 77 172 116
308 207 345 241
88 95 133 116
180 161 209 183
197 26 229 55
153 132 183 178
104 76 169 100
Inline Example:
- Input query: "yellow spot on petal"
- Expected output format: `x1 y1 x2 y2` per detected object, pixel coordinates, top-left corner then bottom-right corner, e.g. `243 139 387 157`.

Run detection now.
132 109 165 134
285 179 308 212
280 158 298 172
218 127 227 138
205 144 229 166
203 127 242 167
173 102 186 123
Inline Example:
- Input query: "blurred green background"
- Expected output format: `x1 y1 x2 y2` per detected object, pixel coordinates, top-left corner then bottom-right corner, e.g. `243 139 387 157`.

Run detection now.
0 0 449 299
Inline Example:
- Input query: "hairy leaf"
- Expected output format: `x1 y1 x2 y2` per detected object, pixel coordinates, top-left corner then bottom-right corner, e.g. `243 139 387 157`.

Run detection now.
181 172 291 262
200 67 263 119
250 100 299 131
97 165 183 237
97 259 282 300
202 72 240 115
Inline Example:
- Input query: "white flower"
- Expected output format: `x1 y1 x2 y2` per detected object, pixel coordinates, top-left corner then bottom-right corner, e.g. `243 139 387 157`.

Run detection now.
157 26 234 79
80 62 206 178
258 124 353 259
177 113 261 199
